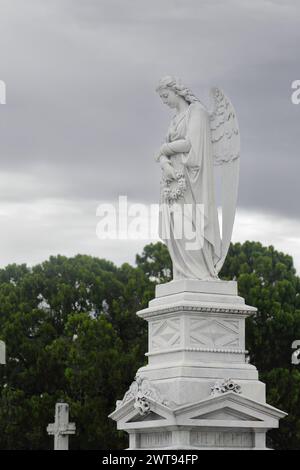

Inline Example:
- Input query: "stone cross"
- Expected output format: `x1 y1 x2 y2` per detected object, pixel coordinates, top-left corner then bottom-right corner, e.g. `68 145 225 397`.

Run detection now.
0 340 5 365
47 402 76 450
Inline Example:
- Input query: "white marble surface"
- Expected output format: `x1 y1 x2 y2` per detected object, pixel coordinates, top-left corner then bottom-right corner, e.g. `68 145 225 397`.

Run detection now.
110 391 286 450
110 279 287 449
47 402 76 451
155 77 240 280
156 279 238 297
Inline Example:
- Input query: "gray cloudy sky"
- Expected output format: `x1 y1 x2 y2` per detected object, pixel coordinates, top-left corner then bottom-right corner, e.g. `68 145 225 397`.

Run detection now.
0 0 300 271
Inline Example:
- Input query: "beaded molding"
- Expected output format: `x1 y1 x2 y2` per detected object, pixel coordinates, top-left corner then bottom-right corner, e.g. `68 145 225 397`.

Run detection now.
138 304 255 319
146 347 248 356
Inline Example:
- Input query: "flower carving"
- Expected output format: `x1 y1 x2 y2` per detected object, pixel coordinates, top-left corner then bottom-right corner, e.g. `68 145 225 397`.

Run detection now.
162 171 186 204
210 378 242 397
116 376 167 416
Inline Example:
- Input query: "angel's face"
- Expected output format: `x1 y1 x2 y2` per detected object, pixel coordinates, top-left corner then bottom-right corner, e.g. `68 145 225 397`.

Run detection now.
158 88 178 109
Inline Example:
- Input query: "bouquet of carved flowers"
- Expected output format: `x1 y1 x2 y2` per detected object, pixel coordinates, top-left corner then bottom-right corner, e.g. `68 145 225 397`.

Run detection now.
133 391 151 416
224 379 242 394
162 171 186 204
211 378 242 397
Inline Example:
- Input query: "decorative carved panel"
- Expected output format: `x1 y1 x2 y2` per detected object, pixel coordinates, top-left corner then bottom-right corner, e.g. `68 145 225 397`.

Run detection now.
150 318 181 351
139 432 172 448
189 317 240 349
190 431 254 448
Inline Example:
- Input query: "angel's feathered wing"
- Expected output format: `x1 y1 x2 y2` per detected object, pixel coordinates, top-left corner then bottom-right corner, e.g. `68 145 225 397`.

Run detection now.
210 87 240 272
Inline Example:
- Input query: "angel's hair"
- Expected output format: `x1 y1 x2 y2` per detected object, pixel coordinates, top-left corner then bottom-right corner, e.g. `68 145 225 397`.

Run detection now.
156 76 200 105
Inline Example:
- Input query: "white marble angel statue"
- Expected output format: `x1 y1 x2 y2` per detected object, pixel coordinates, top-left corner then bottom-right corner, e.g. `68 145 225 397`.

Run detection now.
155 76 240 280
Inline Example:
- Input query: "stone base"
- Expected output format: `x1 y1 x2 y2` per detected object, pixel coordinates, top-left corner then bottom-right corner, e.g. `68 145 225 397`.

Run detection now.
155 279 238 297
109 280 286 450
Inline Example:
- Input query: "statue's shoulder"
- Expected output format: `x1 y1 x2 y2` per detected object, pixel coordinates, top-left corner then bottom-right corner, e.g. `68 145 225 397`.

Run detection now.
189 102 208 118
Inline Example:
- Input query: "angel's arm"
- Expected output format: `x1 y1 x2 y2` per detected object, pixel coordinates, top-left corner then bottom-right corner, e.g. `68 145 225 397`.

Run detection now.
159 139 191 156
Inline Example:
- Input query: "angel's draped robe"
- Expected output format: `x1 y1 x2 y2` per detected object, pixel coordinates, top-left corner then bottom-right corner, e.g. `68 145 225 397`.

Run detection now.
159 102 222 280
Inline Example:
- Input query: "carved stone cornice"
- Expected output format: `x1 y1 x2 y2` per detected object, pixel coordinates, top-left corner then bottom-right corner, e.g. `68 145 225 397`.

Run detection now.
138 303 256 320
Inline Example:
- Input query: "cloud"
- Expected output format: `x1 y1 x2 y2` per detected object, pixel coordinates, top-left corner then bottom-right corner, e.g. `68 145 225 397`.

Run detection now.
0 197 299 274
0 0 299 266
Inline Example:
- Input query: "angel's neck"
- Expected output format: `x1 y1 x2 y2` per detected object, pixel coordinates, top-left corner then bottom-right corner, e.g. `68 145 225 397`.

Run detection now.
175 98 189 115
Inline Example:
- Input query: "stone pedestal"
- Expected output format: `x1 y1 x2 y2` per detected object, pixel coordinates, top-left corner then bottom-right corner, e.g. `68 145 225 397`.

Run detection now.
109 280 286 450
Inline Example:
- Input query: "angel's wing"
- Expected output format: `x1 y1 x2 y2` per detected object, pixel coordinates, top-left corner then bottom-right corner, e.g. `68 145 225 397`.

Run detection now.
210 87 240 165
210 88 240 272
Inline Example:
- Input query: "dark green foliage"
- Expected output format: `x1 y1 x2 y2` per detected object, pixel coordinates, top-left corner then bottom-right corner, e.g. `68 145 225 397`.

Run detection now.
220 241 300 449
0 242 300 449
0 254 152 449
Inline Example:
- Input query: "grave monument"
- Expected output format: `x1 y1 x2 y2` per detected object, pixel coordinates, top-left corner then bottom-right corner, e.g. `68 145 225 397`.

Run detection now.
47 402 76 450
109 76 286 450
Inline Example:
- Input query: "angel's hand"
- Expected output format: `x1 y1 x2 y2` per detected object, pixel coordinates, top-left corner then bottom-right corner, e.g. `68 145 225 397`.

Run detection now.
159 143 172 156
162 162 176 181
154 146 166 162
